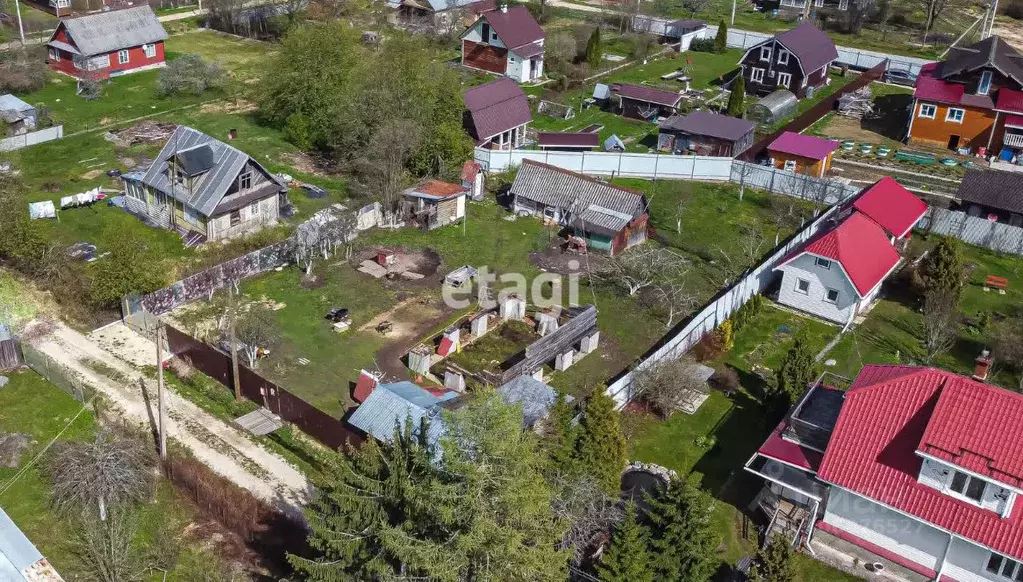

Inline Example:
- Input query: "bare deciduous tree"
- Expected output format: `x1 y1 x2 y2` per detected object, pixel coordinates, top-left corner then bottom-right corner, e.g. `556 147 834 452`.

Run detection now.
234 302 281 369
552 475 624 568
597 246 688 297
651 277 697 329
713 223 766 286
681 0 711 17
46 431 156 521
295 220 321 276
992 317 1023 391
320 208 359 260
922 289 959 363
73 510 145 582
354 118 424 226
735 161 757 201
632 356 708 418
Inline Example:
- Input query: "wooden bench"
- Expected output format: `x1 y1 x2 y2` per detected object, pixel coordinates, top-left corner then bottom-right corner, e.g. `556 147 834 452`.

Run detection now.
985 275 1008 294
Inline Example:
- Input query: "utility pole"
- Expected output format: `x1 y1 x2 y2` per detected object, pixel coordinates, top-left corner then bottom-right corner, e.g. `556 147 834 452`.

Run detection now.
155 324 167 460
731 0 736 26
987 0 999 38
229 290 242 401
14 0 24 46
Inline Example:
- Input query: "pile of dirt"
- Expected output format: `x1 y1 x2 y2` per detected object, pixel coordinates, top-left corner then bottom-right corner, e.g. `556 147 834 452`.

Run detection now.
105 121 177 148
0 432 31 468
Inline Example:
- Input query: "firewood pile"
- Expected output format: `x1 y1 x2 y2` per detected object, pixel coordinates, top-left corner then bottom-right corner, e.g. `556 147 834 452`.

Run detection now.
104 121 177 148
837 87 873 119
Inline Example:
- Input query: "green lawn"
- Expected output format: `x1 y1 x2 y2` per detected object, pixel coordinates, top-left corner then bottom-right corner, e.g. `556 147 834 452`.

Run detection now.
0 370 227 581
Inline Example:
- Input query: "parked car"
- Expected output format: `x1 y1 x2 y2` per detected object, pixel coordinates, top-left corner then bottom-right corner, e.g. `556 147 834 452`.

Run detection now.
883 69 917 86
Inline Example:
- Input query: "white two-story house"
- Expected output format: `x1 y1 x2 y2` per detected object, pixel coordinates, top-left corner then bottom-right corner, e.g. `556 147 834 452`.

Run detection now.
746 364 1023 582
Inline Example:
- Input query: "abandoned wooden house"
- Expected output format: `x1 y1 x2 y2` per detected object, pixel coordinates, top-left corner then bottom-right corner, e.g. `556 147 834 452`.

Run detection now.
510 159 648 255
613 83 683 120
121 126 288 244
403 179 468 229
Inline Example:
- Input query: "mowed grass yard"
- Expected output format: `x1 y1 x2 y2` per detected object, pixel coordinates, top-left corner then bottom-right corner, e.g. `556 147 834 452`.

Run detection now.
0 370 228 581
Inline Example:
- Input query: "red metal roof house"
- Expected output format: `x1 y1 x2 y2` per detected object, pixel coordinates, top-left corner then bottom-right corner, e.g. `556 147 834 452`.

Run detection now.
46 6 168 80
767 131 839 178
463 77 532 149
460 5 544 83
747 364 1023 582
774 178 926 326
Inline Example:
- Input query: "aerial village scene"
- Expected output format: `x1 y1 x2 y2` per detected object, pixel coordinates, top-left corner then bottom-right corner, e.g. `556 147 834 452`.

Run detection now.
4 0 1023 580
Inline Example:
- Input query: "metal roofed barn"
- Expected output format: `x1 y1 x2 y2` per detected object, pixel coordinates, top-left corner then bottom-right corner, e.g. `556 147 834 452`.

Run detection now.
746 89 799 125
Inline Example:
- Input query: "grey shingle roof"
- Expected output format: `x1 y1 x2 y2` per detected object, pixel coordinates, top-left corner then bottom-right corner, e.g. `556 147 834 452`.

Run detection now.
938 36 1023 86
957 168 1023 214
511 160 647 236
347 382 457 445
140 126 285 217
55 6 167 57
498 376 559 428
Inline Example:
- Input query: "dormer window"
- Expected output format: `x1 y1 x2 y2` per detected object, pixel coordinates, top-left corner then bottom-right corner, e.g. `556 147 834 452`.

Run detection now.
239 172 252 190
815 257 831 269
979 70 993 95
949 470 987 503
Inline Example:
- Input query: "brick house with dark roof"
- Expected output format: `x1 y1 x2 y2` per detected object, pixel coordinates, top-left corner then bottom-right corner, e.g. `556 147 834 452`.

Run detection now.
459 5 544 83
738 21 837 98
746 363 1023 582
907 36 1023 158
463 77 532 149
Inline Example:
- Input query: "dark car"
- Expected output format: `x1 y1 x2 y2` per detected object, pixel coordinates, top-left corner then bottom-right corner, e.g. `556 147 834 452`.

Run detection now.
883 69 918 87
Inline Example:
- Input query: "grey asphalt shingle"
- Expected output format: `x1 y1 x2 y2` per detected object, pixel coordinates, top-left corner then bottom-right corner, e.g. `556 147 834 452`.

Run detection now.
957 168 1023 214
56 6 167 57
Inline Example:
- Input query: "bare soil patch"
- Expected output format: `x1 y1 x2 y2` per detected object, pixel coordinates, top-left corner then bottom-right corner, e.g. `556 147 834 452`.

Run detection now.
529 243 606 276
199 99 258 115
361 297 458 381
279 152 330 176
353 247 444 289
80 169 102 180
0 432 30 468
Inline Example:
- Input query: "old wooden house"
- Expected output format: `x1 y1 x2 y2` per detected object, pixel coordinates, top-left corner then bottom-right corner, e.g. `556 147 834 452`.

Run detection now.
738 21 837 98
46 6 168 80
403 179 468 229
613 83 683 120
121 126 287 244
657 111 755 156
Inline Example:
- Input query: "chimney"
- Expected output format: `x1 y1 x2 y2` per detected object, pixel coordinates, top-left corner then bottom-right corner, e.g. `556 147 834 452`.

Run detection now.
974 350 993 381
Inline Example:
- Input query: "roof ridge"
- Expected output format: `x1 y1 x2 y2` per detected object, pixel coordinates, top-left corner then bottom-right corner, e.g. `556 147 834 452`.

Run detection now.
519 159 646 197
847 364 936 392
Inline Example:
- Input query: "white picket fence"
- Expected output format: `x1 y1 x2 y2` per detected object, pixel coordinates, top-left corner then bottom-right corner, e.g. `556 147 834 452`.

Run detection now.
0 125 63 152
630 16 932 75
921 207 1023 256
605 202 843 407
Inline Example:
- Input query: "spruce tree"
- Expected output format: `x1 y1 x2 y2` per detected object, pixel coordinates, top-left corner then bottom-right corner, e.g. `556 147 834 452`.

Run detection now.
586 27 603 68
575 390 627 494
643 479 720 582
751 534 795 582
598 501 654 582
776 334 819 404
919 237 964 303
727 75 745 118
543 392 579 477
715 20 728 53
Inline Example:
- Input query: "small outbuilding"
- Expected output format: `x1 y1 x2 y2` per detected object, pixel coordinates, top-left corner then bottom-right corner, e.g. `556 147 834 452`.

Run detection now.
613 83 683 120
657 111 756 157
664 18 707 51
537 131 600 151
767 132 839 177
954 168 1023 226
403 179 468 229
745 89 798 125
464 77 532 150
0 95 36 135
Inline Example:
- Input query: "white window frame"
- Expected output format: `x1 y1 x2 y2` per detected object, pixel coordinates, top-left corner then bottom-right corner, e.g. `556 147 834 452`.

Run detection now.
946 107 965 123
143 43 156 58
987 552 1023 581
948 469 988 504
117 49 129 65
760 46 772 62
824 288 840 304
783 159 797 171
979 70 993 96
777 49 789 65
751 67 765 83
48 47 60 62
777 72 792 87
795 278 810 294
919 103 937 119
815 257 831 270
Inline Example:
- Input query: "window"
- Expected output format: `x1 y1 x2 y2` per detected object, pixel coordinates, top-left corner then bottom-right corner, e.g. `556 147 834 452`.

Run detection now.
759 46 772 61
979 70 993 95
777 49 789 65
815 257 831 269
986 553 1023 581
251 201 261 217
117 49 129 65
143 43 156 58
825 288 839 304
919 103 937 119
751 68 765 83
783 159 797 171
777 72 792 87
239 172 252 190
48 48 60 62
480 22 490 44
796 278 810 294
946 107 965 123
230 210 241 227
949 470 987 502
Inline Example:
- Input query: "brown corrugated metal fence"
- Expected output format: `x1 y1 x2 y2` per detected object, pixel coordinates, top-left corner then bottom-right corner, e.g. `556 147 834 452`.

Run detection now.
165 326 364 449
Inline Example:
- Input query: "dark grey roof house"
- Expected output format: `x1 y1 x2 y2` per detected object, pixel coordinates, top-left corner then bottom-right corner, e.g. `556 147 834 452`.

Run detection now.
956 168 1023 225
121 126 288 244
738 21 837 98
658 111 756 157
510 159 649 255
464 77 532 149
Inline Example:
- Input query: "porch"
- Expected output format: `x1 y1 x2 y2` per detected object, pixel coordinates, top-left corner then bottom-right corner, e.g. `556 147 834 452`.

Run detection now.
483 122 529 150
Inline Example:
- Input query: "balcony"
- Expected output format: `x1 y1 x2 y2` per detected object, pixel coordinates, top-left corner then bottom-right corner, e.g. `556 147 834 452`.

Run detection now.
1004 132 1023 148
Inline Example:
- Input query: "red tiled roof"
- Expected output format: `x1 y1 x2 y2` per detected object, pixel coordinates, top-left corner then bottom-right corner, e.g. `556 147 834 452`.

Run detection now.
537 132 600 148
464 78 532 141
783 212 900 296
613 83 683 107
410 179 467 199
757 421 824 472
479 5 543 50
997 87 1023 113
818 365 1023 561
767 132 839 160
851 177 928 239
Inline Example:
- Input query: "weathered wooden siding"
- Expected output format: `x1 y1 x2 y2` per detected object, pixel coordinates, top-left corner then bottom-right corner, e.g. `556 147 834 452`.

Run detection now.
463 40 507 74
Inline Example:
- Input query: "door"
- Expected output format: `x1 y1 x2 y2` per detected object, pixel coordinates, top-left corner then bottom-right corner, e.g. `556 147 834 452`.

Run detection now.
947 134 960 151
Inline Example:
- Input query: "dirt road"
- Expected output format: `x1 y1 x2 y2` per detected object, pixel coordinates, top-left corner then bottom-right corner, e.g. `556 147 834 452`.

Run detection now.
27 320 311 518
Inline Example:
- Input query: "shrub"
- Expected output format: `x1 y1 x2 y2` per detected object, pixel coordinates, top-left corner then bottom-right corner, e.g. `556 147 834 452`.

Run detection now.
689 38 718 53
0 49 47 93
77 79 104 101
157 54 226 97
692 331 725 362
711 367 741 394
1005 1 1023 19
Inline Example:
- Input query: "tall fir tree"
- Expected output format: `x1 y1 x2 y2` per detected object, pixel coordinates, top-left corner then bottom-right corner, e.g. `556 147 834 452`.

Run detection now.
643 479 720 582
586 27 603 68
750 534 795 582
776 333 819 405
542 392 579 478
919 237 964 303
575 390 627 494
598 501 654 582
727 75 745 118
715 20 728 53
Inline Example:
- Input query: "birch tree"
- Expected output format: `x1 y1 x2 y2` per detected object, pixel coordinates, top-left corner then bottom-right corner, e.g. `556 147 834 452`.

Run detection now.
234 302 281 369
598 247 688 297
